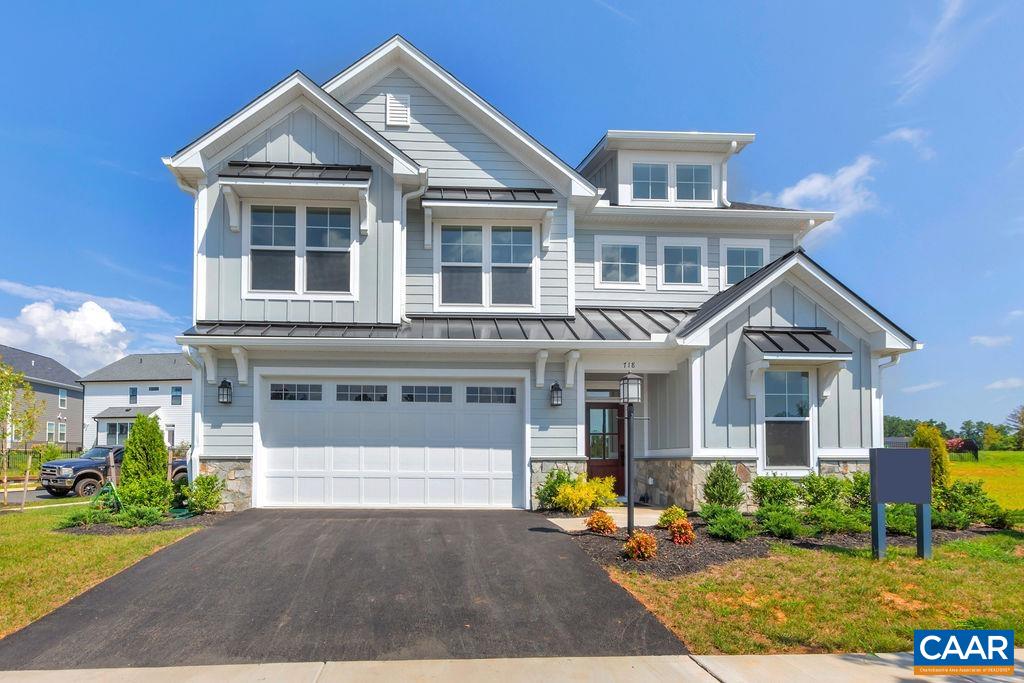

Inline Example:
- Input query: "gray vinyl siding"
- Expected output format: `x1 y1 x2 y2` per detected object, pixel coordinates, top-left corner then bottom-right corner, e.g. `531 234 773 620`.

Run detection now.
347 69 549 188
25 382 84 450
201 103 395 324
404 204 571 315
574 227 793 307
701 278 875 449
584 156 618 204
646 359 690 451
200 354 578 460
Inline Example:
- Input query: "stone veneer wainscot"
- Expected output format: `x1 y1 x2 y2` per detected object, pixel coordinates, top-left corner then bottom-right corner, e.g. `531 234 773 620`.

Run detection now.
199 458 252 512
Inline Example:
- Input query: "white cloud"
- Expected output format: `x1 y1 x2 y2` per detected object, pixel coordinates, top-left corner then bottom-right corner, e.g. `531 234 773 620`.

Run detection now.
970 335 1012 348
0 301 130 374
1008 309 1024 321
0 279 172 321
901 380 946 394
985 377 1024 390
897 0 967 103
755 155 877 242
878 127 936 160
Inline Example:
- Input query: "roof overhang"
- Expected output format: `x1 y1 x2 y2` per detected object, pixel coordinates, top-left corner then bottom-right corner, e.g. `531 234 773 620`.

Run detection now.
579 130 756 173
322 36 597 200
421 200 558 221
163 71 424 191
584 203 833 228
743 327 854 365
219 176 370 200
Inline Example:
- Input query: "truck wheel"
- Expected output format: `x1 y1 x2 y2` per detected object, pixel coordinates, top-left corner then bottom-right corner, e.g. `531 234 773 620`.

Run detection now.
172 471 187 485
45 487 70 497
74 478 100 498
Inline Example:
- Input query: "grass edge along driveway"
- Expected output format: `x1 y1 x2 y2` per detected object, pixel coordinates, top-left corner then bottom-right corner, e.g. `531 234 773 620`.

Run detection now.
0 506 196 638
612 530 1024 655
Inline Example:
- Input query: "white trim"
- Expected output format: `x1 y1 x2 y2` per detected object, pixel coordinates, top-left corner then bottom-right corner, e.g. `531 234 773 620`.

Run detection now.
817 448 870 459
719 238 770 290
689 351 703 455
644 448 693 458
251 365 532 510
691 449 756 460
58 389 68 410
656 236 708 292
431 220 541 313
241 198 360 303
575 359 585 458
593 234 646 291
566 206 576 315
758 366 818 477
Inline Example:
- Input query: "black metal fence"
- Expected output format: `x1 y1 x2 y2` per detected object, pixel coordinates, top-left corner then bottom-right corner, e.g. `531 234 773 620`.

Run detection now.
2 444 82 478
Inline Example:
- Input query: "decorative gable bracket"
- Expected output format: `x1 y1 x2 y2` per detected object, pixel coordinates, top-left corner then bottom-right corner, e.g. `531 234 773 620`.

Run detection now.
818 360 846 399
541 210 554 252
223 186 241 233
746 359 769 400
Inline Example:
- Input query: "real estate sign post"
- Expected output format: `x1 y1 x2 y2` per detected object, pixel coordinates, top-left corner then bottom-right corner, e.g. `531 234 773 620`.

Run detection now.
869 448 932 560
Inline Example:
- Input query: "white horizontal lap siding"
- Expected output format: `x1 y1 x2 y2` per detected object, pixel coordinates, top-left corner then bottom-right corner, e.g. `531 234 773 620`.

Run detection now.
84 381 192 448
348 69 549 188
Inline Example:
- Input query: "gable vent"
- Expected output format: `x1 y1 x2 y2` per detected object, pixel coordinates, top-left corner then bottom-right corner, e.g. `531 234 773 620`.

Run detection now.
385 93 411 127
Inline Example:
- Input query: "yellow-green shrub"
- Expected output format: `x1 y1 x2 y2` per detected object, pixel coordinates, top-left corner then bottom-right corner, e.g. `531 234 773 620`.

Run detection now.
910 423 951 488
551 474 619 516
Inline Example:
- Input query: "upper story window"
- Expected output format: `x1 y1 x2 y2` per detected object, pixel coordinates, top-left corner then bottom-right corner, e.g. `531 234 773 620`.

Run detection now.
632 163 668 200
58 388 67 409
128 387 138 405
435 222 537 310
720 239 769 287
657 237 707 291
594 235 645 290
245 202 358 300
676 164 712 201
171 386 182 406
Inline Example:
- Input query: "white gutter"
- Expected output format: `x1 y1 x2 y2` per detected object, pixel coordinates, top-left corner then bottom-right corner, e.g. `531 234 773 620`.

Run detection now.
878 353 901 371
399 171 430 322
720 140 738 207
175 334 675 351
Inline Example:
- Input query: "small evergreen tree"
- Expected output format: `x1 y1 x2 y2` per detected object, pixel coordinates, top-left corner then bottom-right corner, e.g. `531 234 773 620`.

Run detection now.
121 414 169 484
909 423 951 489
702 461 745 508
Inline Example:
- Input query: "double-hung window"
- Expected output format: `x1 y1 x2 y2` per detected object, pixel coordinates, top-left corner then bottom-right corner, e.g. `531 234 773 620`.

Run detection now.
436 222 537 309
657 237 707 291
250 206 296 291
632 163 668 200
764 370 811 469
594 235 645 290
171 386 182 406
128 387 138 405
57 422 67 444
305 207 351 293
58 388 68 409
720 239 769 287
46 422 55 443
676 164 712 201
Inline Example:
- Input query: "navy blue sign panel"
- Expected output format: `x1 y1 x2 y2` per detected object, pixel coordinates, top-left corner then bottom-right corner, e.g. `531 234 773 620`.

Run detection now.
869 448 932 504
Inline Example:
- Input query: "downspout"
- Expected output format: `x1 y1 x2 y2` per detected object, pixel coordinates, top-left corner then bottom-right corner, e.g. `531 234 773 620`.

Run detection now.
399 170 430 323
720 140 738 207
878 353 901 371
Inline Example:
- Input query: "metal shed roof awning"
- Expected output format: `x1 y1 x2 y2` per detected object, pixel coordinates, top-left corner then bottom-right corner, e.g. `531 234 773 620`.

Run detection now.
92 406 159 420
219 161 373 181
744 327 853 360
422 187 557 203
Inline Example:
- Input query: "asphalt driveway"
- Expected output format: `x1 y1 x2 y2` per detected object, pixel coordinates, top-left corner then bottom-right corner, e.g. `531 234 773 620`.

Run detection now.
0 509 684 668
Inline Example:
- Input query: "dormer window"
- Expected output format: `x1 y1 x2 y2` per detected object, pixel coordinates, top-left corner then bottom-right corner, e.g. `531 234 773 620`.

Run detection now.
676 164 712 201
631 163 668 200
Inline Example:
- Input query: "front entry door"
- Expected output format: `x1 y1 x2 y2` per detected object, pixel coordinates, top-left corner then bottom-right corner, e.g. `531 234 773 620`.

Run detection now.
586 403 625 494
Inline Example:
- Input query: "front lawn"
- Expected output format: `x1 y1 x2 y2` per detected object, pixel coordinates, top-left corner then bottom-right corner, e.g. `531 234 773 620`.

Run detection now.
0 505 196 638
612 530 1024 654
950 450 1024 510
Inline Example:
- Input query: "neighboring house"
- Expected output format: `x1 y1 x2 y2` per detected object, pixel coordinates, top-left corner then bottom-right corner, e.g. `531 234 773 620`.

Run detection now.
0 345 84 451
165 36 920 512
80 354 193 449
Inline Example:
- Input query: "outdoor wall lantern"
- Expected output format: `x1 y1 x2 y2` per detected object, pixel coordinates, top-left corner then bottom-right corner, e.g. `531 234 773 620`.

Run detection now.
549 381 563 407
619 372 643 404
218 379 233 405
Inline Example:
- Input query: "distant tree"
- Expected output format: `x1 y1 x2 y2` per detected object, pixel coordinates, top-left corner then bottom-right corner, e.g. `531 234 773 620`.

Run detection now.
1006 404 1024 450
0 361 44 507
958 420 984 443
910 423 951 488
884 415 919 438
921 419 954 439
982 424 1013 451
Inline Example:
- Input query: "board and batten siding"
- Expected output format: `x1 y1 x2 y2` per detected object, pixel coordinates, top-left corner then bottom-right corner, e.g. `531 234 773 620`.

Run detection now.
584 156 618 204
404 205 571 315
645 359 691 451
347 69 550 189
201 103 395 324
574 227 793 308
701 278 875 450
200 355 579 460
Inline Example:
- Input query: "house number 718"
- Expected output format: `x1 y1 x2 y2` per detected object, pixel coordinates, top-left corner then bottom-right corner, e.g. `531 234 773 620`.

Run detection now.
623 361 638 369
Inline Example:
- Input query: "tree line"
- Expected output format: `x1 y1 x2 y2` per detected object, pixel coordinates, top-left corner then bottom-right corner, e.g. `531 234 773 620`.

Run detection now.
884 404 1024 451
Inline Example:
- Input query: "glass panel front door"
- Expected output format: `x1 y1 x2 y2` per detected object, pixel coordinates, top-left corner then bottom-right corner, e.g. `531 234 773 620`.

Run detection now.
586 403 625 494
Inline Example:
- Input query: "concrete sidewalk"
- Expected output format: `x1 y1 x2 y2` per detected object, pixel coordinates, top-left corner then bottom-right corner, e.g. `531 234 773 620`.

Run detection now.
1 651 1020 682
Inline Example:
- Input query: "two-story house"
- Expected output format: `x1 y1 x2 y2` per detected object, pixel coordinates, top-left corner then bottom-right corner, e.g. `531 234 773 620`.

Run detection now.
167 36 920 511
0 344 84 451
81 353 193 449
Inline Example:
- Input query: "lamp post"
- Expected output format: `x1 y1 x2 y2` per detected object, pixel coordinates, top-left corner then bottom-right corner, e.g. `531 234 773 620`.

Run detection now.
619 372 642 535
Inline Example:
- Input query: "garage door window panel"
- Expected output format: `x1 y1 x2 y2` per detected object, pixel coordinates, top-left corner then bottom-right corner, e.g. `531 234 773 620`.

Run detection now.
270 383 323 401
466 386 517 404
336 384 387 402
402 385 453 403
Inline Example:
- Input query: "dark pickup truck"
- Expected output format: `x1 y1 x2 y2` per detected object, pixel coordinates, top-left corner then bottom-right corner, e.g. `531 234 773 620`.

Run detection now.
40 445 187 498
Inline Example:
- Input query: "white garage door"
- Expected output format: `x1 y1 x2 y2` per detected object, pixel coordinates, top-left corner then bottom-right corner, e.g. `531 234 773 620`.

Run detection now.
257 378 525 508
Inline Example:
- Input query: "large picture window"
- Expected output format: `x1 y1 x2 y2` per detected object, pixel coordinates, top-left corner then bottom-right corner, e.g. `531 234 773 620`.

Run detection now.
435 222 537 309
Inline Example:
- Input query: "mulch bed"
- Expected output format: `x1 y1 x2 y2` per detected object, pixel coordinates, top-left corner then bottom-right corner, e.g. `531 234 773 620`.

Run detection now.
59 512 232 536
566 514 997 580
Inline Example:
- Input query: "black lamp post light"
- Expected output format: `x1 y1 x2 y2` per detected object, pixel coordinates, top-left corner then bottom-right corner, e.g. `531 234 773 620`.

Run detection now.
218 379 233 405
549 381 563 407
619 372 642 535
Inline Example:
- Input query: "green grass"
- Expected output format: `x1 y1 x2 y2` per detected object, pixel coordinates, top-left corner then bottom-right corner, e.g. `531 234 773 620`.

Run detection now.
612 531 1024 654
949 450 1024 510
1 497 91 509
0 505 195 638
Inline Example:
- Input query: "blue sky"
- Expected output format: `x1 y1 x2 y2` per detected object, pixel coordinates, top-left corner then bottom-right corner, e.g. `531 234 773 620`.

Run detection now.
0 1 1020 427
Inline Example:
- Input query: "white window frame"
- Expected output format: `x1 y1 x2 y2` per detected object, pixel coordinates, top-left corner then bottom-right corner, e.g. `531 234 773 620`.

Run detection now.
171 385 182 406
128 386 138 404
46 421 55 443
593 234 646 291
630 162 669 202
58 388 68 409
618 150 719 207
241 199 360 302
719 238 770 289
675 163 714 201
756 365 818 477
432 220 540 313
57 422 67 444
656 236 708 292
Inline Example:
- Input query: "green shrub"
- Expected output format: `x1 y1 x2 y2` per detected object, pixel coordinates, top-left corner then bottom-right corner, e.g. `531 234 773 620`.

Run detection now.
119 475 174 512
886 503 917 536
803 503 868 534
798 473 846 507
183 475 224 514
121 414 169 485
933 480 1001 525
932 508 971 530
588 476 620 508
656 505 688 528
698 502 731 523
56 507 113 529
706 509 757 541
846 471 871 510
112 505 164 528
172 477 188 508
756 504 807 539
910 423 951 489
536 469 575 509
32 442 64 463
750 476 798 508
702 461 744 508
